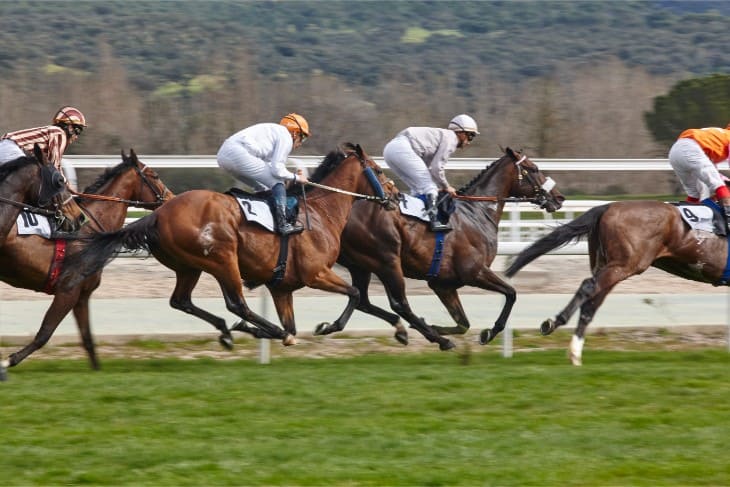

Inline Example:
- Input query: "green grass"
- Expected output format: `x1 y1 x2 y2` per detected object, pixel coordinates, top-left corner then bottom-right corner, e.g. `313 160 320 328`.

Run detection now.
2 351 730 486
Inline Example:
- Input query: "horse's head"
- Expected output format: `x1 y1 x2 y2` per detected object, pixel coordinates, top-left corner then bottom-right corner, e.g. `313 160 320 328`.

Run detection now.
342 142 399 211
505 147 564 212
123 149 175 207
32 144 85 232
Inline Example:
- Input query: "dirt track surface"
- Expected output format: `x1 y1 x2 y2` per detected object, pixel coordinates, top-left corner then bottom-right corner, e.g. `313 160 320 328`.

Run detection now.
1 255 727 362
0 254 722 301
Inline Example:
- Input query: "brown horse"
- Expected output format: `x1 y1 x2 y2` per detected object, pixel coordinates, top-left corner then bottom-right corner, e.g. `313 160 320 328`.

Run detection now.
0 150 173 375
62 143 397 349
504 200 728 365
335 147 565 350
0 144 81 246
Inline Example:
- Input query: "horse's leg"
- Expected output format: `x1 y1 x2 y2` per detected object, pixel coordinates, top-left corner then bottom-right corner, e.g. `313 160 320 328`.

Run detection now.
267 289 299 346
568 266 633 366
431 268 517 346
540 276 597 337
3 292 79 369
348 266 409 345
307 269 361 336
72 276 102 370
167 269 236 349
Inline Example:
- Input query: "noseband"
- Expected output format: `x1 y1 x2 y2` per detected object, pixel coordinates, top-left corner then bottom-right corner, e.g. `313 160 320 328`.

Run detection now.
514 155 556 208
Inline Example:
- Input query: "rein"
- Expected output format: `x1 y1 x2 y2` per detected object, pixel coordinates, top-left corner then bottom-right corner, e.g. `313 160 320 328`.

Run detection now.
304 180 385 202
0 195 63 217
69 188 163 208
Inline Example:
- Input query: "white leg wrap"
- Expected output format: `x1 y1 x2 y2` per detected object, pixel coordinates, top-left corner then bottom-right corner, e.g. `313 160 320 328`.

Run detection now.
570 335 585 366
1 359 9 369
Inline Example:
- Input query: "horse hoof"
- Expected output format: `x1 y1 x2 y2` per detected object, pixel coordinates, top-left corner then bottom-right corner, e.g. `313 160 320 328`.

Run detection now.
313 322 329 336
394 331 409 346
569 353 583 366
479 329 492 345
282 335 298 346
0 359 8 382
540 319 555 335
219 334 234 351
231 320 246 333
439 340 455 351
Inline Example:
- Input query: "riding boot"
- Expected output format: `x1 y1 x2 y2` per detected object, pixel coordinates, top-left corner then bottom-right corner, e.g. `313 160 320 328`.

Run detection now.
272 183 303 236
425 194 451 233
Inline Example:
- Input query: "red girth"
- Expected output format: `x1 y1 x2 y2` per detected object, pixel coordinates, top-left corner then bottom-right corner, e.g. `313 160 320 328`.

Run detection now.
43 239 67 294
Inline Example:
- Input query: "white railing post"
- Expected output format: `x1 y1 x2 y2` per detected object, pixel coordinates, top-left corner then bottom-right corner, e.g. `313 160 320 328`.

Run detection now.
258 290 271 364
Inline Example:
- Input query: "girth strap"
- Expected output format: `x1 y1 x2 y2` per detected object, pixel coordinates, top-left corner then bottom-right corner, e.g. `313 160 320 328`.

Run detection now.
43 239 67 294
426 232 446 279
269 235 290 287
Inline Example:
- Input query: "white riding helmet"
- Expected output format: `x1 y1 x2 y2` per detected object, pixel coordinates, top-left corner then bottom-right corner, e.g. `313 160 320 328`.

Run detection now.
448 114 480 134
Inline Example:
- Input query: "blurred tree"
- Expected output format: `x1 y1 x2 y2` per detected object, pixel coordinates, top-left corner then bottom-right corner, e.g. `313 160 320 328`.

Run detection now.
645 74 730 146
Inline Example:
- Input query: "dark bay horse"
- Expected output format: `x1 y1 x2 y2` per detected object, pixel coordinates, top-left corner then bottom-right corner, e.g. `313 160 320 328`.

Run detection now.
336 147 564 350
0 144 81 246
0 150 173 374
62 144 397 349
504 200 728 365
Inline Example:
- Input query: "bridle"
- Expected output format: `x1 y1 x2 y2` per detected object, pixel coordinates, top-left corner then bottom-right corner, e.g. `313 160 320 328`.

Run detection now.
0 160 70 219
451 153 556 208
71 162 170 208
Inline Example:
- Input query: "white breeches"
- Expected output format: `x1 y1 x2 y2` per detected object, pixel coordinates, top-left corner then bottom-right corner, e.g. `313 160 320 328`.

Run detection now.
383 135 437 197
669 138 726 200
217 140 285 192
0 139 24 164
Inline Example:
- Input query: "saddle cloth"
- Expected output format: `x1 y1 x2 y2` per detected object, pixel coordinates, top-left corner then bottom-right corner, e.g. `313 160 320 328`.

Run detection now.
227 188 299 233
673 202 717 234
232 195 276 232
16 211 53 238
398 194 429 222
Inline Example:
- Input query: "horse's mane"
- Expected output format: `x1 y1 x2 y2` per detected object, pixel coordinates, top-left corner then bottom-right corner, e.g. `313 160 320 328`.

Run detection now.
0 155 36 182
83 157 135 194
456 152 511 194
290 143 357 196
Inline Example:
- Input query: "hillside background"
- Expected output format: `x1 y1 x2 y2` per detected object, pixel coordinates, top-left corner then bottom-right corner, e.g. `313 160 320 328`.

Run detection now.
0 0 728 194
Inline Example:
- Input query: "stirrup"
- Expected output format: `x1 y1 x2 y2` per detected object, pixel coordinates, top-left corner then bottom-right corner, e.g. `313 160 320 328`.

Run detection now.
429 220 452 233
278 222 304 236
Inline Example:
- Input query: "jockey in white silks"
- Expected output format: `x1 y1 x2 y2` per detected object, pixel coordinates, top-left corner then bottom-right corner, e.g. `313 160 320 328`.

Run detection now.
383 114 479 232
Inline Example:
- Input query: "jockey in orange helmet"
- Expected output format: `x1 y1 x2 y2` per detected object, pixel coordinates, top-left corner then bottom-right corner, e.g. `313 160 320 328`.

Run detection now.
217 113 310 236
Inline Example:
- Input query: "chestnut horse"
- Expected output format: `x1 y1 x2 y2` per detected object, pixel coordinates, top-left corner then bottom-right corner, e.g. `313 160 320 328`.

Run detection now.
62 144 397 349
0 144 81 246
505 200 729 365
0 150 173 375
336 147 564 350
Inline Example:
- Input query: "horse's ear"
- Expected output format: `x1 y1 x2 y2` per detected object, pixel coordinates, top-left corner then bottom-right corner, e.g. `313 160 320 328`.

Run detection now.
355 144 364 159
120 148 127 160
33 143 45 164
505 147 515 158
499 145 506 154
130 148 138 162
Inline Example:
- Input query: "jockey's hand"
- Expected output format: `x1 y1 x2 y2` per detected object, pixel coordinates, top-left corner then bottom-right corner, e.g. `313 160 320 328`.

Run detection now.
445 186 457 196
295 171 309 184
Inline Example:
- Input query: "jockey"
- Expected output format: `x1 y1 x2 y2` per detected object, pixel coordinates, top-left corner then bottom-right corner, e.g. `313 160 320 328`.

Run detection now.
383 114 479 232
0 106 87 187
217 113 310 236
668 124 730 231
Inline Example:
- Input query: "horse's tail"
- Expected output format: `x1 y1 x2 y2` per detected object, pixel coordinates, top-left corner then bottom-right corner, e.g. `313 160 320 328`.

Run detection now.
60 213 160 288
504 204 611 277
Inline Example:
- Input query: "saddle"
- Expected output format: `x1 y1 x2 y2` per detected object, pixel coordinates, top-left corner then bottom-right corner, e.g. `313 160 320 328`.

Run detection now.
225 187 299 232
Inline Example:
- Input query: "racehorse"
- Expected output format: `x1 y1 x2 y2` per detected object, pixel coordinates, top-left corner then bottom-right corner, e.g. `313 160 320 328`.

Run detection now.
504 200 729 365
0 150 173 375
335 147 565 350
0 144 81 246
62 143 397 349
